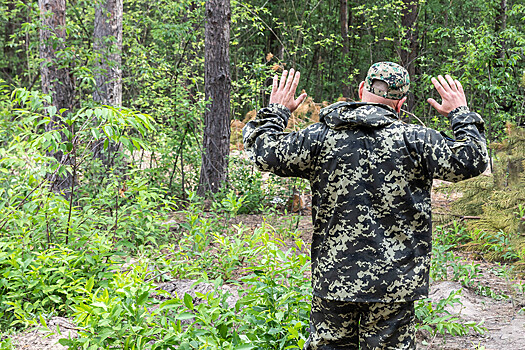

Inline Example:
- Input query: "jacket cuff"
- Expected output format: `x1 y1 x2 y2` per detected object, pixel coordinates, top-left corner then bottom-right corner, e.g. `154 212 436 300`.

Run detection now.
447 105 470 118
258 103 292 127
448 105 485 132
267 103 291 115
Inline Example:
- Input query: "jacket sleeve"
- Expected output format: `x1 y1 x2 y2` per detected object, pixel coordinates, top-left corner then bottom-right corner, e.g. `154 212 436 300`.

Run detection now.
421 106 489 182
242 103 325 179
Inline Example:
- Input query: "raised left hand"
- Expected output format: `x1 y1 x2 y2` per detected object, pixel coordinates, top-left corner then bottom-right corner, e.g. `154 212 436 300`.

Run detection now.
269 68 307 113
427 74 467 117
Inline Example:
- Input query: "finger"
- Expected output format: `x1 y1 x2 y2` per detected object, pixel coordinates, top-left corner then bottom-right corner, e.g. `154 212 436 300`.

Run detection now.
437 75 451 92
427 98 442 111
285 68 295 90
290 71 301 95
288 93 307 113
271 75 278 95
455 79 465 95
295 92 307 106
445 75 457 91
431 77 446 96
279 70 288 89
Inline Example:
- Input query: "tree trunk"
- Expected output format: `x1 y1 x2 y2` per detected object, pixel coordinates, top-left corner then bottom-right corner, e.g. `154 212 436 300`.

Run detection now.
197 0 231 196
183 1 201 105
39 0 75 195
93 0 123 167
399 0 418 112
2 1 16 81
93 0 123 106
340 0 350 98
494 0 507 61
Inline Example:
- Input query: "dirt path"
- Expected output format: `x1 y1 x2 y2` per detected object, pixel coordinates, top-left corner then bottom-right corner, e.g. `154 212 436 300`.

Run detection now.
420 281 525 349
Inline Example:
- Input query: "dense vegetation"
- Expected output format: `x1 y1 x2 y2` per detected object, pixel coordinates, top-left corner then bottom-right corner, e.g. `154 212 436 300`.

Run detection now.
0 0 524 348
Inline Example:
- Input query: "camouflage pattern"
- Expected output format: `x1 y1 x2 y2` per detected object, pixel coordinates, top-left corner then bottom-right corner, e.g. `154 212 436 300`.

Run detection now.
364 62 410 100
243 101 488 303
304 296 415 350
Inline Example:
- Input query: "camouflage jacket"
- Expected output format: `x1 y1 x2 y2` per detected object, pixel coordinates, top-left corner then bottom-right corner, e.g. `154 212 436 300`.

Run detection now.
243 101 488 302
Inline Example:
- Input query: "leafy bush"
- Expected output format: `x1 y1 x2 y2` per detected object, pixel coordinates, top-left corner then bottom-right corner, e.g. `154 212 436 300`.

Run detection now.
415 289 485 337
0 238 116 329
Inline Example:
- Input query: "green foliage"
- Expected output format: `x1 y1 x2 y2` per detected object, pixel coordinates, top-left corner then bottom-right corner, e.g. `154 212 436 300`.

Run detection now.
0 238 116 329
415 289 485 337
452 126 525 241
0 337 13 350
46 223 311 349
226 157 266 214
430 239 482 288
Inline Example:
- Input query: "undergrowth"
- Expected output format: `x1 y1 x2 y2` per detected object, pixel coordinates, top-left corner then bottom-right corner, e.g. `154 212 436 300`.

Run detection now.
0 87 513 348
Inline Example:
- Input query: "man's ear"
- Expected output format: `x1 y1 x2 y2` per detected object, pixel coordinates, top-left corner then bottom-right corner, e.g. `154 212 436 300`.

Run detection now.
358 81 365 100
395 96 407 113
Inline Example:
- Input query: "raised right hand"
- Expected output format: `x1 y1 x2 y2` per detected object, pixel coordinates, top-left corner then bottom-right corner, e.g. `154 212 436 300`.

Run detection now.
269 69 307 113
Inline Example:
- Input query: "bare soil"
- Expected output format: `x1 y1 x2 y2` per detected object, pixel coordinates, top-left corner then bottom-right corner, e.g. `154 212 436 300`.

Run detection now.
418 281 525 350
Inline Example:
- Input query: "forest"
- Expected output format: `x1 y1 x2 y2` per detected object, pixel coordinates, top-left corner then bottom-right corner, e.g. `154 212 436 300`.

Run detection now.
0 0 524 349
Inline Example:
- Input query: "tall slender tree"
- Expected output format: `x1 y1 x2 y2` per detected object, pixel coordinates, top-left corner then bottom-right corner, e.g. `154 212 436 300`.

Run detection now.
93 0 123 106
399 0 419 112
39 0 75 194
494 0 507 61
93 0 123 167
198 0 231 196
340 0 350 98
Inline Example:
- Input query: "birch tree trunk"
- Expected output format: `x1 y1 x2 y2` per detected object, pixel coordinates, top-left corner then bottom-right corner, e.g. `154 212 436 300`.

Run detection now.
197 0 231 196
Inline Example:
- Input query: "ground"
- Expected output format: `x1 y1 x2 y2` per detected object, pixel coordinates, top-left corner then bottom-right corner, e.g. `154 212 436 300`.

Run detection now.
7 181 525 349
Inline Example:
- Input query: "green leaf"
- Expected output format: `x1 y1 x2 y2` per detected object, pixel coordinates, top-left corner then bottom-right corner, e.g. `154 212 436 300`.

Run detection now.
39 315 48 330
137 291 149 306
159 299 182 311
177 312 195 320
235 345 255 350
92 301 107 310
183 293 194 310
104 125 113 138
47 105 57 116
86 277 94 293
48 295 61 303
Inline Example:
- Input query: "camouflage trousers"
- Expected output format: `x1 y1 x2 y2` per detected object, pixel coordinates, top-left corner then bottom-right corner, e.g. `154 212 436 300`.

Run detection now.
303 296 415 350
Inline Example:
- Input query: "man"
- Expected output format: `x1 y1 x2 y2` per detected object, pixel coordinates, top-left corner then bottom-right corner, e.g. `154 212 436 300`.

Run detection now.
243 62 488 349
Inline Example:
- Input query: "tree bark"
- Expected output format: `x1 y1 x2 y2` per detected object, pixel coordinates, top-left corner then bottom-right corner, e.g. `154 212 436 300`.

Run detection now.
93 0 123 106
197 0 231 196
39 0 75 194
39 0 74 113
340 0 350 98
2 1 17 81
93 0 123 167
399 0 418 112
494 0 507 60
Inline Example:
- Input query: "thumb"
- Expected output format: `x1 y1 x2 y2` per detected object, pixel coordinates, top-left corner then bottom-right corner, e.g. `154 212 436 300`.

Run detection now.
427 98 441 111
288 93 307 113
296 93 307 106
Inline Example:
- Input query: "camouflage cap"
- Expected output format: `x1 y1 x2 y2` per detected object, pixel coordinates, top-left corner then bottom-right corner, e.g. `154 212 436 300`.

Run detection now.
364 62 410 100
